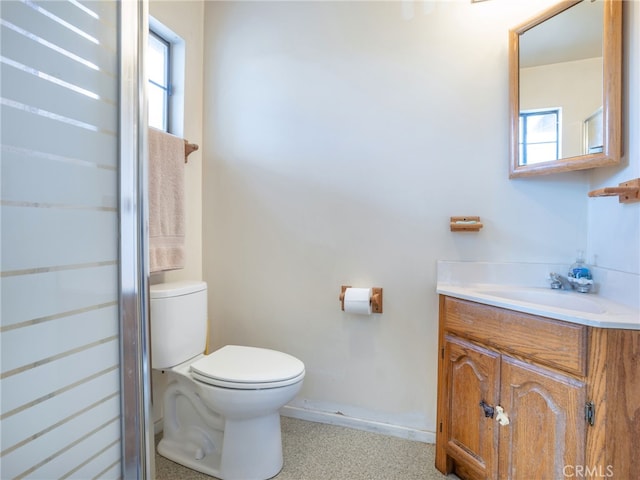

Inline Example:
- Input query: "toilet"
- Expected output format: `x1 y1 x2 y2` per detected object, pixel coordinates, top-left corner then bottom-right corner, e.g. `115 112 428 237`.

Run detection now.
150 281 305 480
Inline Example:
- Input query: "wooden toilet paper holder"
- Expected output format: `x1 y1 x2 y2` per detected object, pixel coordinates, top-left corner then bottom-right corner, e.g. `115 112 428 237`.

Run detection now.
340 285 383 314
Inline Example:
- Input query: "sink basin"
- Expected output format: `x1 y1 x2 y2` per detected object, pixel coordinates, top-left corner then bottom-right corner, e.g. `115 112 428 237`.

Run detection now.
476 288 607 314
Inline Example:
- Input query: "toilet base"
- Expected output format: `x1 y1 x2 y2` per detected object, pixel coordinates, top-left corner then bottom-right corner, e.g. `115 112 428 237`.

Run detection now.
158 413 284 480
157 363 298 480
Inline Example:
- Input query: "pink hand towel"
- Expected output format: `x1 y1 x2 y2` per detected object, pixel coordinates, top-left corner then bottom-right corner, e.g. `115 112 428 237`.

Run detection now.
148 127 185 273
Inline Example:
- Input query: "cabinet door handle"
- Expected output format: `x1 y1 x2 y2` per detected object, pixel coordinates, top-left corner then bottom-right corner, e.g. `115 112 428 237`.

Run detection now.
495 405 510 426
479 400 494 418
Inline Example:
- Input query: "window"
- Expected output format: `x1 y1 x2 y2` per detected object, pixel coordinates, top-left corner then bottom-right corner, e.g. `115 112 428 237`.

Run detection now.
519 109 561 165
148 29 171 131
147 18 184 136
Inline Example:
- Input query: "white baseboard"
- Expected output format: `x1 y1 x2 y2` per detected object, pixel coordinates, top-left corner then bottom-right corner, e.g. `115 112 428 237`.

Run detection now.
154 405 436 444
280 405 436 444
154 419 163 436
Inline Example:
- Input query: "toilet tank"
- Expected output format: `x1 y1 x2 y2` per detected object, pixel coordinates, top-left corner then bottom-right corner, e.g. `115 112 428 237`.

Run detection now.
149 281 207 369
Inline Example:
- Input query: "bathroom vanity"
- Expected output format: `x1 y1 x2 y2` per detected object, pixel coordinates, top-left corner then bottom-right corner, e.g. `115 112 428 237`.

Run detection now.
435 262 640 480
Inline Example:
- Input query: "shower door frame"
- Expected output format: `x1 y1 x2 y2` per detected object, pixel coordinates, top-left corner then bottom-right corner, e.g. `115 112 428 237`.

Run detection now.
119 0 153 478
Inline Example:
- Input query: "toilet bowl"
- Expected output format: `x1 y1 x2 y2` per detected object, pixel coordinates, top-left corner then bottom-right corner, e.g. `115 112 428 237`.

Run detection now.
150 281 305 480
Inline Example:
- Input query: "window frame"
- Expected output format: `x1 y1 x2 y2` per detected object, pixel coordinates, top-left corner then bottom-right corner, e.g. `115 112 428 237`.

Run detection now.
519 108 561 166
148 28 171 132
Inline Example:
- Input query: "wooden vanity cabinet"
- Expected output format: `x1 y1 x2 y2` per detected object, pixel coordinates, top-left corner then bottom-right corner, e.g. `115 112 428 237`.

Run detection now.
436 295 640 480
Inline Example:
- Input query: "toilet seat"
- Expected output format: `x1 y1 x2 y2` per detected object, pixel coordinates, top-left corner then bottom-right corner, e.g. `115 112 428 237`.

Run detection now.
190 345 305 389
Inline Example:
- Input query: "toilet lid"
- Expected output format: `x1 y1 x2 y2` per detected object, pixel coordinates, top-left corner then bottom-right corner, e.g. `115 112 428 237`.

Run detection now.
190 345 305 389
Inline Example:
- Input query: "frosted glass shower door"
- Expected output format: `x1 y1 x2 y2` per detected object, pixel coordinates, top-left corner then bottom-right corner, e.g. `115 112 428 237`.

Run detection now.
1 0 149 478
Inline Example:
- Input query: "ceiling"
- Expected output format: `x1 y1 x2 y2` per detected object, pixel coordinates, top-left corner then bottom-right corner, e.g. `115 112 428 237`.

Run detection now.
519 0 604 68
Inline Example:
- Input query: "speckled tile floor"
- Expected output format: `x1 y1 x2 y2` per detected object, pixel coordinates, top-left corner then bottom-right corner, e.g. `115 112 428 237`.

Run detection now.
154 416 454 480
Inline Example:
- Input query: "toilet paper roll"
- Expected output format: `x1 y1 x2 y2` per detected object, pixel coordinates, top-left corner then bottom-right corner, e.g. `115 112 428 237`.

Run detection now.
343 287 372 315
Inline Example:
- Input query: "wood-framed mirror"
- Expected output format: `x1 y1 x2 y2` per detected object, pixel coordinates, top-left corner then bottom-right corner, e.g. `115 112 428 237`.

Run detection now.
509 0 622 178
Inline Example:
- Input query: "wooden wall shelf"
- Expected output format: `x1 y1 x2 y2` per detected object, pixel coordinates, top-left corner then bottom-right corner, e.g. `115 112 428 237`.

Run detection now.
450 216 483 232
588 178 640 204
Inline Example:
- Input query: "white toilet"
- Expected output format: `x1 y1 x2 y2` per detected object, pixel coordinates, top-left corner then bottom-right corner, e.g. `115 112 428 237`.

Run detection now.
150 281 305 480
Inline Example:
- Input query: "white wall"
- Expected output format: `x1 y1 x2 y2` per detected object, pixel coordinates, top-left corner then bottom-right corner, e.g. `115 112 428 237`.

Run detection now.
147 0 639 441
200 0 638 440
588 0 640 275
149 0 204 285
148 0 204 432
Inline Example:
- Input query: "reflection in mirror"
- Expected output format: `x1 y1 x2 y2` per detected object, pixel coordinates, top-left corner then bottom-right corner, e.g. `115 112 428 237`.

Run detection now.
520 1 602 163
509 0 622 178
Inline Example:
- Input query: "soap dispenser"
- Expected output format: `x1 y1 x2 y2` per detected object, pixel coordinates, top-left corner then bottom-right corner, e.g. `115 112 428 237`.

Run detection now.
568 250 593 293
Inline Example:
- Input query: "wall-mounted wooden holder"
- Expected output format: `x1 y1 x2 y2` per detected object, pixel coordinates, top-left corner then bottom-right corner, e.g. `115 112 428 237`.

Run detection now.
588 178 640 204
184 140 199 163
450 216 483 232
339 285 383 314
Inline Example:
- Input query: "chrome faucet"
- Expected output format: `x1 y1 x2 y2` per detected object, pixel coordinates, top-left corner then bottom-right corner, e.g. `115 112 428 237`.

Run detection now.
549 272 573 290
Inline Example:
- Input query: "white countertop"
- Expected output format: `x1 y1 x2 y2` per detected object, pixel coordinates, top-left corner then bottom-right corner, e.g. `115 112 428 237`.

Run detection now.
437 261 640 330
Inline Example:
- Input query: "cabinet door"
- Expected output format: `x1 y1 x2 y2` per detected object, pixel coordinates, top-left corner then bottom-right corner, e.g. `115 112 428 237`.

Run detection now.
443 335 501 480
498 356 586 480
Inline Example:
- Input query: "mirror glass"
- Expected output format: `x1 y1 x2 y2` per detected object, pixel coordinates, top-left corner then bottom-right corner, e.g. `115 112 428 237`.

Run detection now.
509 0 622 178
